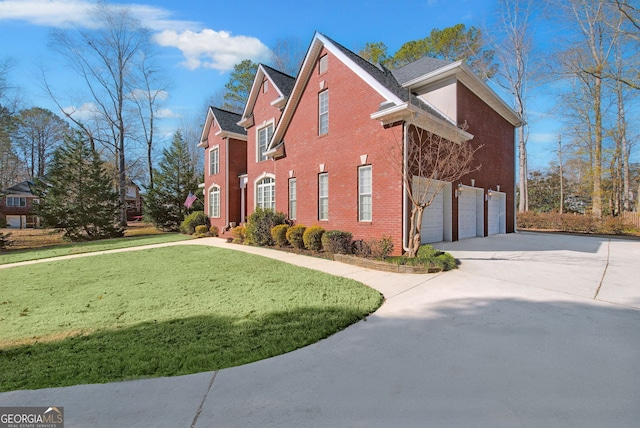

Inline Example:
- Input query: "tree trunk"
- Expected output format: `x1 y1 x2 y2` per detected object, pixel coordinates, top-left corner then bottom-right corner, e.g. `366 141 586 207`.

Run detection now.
408 205 424 257
592 75 603 218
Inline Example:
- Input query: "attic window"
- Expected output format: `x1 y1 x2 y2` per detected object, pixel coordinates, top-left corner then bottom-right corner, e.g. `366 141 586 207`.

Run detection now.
319 55 328 74
263 80 269 93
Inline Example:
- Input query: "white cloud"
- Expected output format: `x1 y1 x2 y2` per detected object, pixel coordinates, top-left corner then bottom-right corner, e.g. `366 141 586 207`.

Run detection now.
154 29 270 71
529 132 558 144
61 102 99 121
0 0 199 31
155 108 180 119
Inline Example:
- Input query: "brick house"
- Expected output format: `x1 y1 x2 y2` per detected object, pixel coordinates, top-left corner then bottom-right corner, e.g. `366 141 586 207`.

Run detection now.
200 33 523 252
0 180 40 228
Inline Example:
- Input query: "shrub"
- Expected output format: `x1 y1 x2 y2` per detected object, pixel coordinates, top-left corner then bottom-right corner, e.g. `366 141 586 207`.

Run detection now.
322 230 353 255
209 225 219 237
286 224 306 249
352 239 372 258
231 225 246 244
370 236 394 259
194 225 209 235
245 209 287 246
303 226 325 251
0 231 12 250
271 224 290 247
180 211 208 235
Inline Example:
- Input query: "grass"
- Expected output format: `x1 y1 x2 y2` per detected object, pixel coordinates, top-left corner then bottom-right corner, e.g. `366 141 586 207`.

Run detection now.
0 232 191 265
0 245 382 391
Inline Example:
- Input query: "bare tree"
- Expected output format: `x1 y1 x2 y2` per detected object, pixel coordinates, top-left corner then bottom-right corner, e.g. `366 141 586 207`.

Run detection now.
48 3 156 226
394 123 481 257
12 107 70 179
269 37 305 76
490 0 541 212
554 0 623 217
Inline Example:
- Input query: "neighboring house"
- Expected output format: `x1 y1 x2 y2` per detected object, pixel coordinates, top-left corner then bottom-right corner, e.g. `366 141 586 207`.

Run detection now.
0 180 40 228
198 107 249 234
201 33 523 253
126 180 143 221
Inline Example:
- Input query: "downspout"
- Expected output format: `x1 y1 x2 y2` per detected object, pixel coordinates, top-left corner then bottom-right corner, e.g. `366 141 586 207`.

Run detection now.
225 138 230 228
513 127 518 233
402 122 410 253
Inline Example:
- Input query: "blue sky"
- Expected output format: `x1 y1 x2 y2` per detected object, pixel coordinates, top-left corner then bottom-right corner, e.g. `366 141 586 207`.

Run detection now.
0 0 562 169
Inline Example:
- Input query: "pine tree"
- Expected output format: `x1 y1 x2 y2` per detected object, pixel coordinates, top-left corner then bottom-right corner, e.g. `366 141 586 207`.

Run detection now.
144 130 202 231
33 131 123 241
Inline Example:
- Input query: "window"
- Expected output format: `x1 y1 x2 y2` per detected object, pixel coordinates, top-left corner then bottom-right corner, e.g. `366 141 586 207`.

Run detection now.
209 147 219 175
289 178 297 220
318 90 329 135
318 173 328 220
256 177 275 210
6 197 26 207
257 124 273 162
319 55 328 74
358 166 372 221
263 80 269 93
209 186 220 218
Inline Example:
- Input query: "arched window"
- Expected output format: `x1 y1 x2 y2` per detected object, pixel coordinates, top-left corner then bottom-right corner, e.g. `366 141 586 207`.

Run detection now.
209 185 220 218
256 177 275 210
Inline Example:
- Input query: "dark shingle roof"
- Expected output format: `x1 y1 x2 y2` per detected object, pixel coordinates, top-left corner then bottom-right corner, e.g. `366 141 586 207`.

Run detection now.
209 107 246 135
261 64 296 98
2 180 34 195
321 34 453 122
392 56 453 85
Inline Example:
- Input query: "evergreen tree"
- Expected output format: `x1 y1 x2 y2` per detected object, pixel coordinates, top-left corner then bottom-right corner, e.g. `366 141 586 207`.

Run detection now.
33 131 123 241
145 130 202 231
222 59 258 113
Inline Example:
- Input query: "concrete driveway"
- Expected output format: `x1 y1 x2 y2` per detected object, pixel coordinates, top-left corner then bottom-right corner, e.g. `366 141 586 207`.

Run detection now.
1 232 639 427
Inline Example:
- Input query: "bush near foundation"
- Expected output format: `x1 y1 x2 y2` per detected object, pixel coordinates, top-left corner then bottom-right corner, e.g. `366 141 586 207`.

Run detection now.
245 209 286 246
321 230 353 255
286 225 306 249
180 211 208 235
271 224 290 247
231 225 246 244
303 226 325 251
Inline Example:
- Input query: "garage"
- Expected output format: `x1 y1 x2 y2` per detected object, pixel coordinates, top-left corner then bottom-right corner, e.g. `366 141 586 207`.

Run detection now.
458 186 484 239
413 178 452 244
5 215 22 228
487 190 506 235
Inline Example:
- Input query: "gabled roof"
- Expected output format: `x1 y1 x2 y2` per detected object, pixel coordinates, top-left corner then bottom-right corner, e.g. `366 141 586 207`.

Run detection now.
199 107 247 148
268 32 461 152
392 57 454 85
2 180 35 196
238 64 296 127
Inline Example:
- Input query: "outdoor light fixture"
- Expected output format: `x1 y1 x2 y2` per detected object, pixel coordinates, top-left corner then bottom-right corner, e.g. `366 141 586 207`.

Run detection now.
455 182 463 198
487 189 494 200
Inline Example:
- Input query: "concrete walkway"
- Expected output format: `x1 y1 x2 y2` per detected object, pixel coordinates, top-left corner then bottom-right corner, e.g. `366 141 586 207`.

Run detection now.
1 232 639 427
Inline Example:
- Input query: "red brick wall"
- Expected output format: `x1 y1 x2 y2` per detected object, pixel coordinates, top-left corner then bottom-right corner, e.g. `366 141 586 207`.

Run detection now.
274 48 406 254
202 117 247 235
456 81 516 237
245 77 282 213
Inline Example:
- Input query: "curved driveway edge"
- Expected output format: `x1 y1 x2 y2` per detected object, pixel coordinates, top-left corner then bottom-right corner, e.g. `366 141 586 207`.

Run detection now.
1 232 639 427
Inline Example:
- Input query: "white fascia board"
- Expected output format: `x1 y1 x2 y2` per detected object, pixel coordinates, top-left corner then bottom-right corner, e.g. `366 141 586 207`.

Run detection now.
403 61 523 127
216 131 248 141
198 107 215 148
319 33 403 105
239 67 267 123
372 103 473 143
270 96 287 109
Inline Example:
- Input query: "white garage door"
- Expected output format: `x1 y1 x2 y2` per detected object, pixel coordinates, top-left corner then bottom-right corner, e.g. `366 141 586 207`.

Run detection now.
488 191 506 235
458 187 483 240
421 189 444 243
458 191 477 239
6 215 21 228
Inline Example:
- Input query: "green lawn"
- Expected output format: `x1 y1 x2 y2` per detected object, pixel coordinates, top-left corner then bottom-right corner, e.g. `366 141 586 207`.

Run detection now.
0 245 382 392
0 233 191 265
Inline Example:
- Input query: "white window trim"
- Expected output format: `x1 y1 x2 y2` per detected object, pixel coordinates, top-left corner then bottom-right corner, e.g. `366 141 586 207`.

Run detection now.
209 145 219 176
359 165 372 222
208 184 221 218
319 173 328 221
256 121 275 162
254 173 276 211
319 90 329 135
6 197 27 207
289 178 297 220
